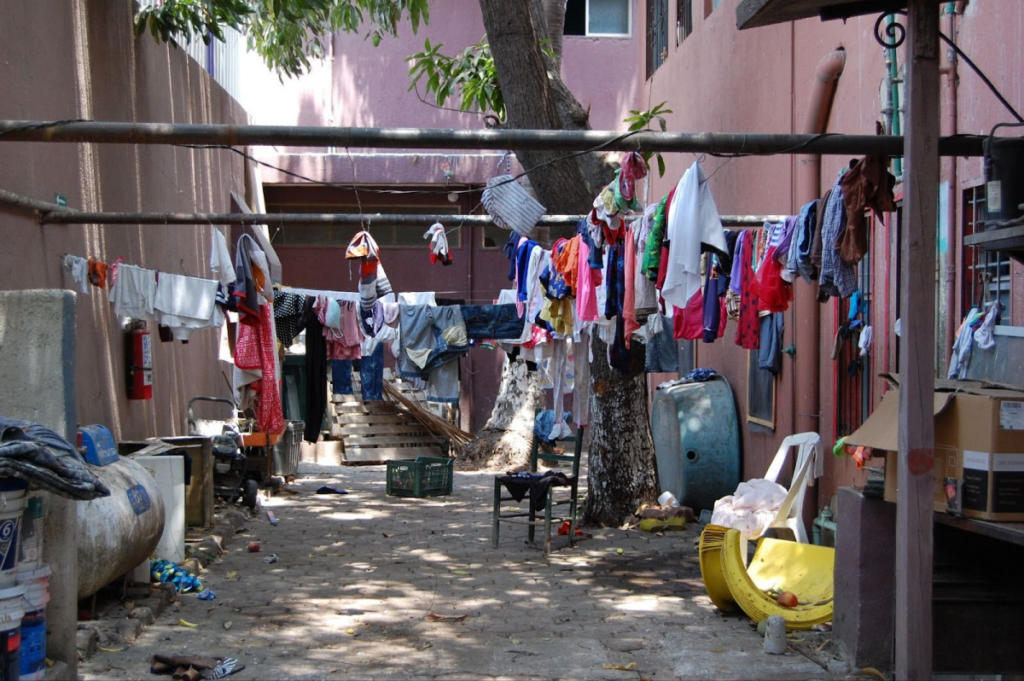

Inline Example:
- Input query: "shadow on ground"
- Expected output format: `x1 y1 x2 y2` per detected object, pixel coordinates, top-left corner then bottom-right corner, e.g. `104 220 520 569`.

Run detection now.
80 463 849 680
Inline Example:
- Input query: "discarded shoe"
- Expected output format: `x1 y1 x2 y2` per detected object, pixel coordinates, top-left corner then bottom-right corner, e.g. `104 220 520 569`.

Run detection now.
201 658 244 679
315 486 349 495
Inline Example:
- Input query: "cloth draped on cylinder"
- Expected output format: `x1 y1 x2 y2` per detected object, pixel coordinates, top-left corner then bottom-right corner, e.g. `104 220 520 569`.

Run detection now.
0 419 110 500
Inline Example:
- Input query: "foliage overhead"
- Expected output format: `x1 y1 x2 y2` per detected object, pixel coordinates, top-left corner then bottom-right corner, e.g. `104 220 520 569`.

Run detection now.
407 38 503 119
624 102 673 178
135 0 430 77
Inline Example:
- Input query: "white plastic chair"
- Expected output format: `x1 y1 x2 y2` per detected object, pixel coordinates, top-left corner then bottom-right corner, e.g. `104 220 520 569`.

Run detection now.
762 432 822 544
732 432 822 564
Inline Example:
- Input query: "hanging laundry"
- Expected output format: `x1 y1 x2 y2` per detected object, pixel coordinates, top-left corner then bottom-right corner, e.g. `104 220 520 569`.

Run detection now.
644 314 680 373
810 187 832 277
209 229 236 287
233 234 266 325
673 291 705 341
109 264 157 321
302 297 328 443
273 290 306 347
633 204 661 312
623 219 640 347
345 230 393 330
839 155 896 264
423 222 452 266
153 272 223 341
315 297 363 361
361 343 386 401
702 257 728 343
604 243 626 321
749 221 793 313
482 174 546 238
757 312 785 375
974 301 1002 350
784 200 819 283
947 307 981 379
62 255 90 294
642 194 670 281
618 151 649 204
88 257 108 290
234 304 284 436
818 173 858 301
661 162 728 311
732 231 760 350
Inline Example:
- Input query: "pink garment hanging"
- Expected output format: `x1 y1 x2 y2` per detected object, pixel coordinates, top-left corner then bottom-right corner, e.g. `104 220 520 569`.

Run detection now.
576 240 601 322
673 290 704 341
622 223 639 348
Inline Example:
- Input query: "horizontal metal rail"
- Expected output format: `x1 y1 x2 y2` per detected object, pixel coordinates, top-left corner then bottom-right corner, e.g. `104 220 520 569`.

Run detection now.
36 210 786 227
0 119 986 156
1 188 786 227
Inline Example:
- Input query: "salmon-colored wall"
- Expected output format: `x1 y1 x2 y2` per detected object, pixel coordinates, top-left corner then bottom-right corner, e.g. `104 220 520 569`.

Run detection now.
638 0 1024 511
0 0 249 441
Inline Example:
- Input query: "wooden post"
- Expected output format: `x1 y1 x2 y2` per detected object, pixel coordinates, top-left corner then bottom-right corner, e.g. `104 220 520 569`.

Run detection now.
897 1 940 678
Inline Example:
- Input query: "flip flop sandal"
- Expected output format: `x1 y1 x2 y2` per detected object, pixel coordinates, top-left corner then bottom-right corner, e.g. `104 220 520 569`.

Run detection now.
201 658 245 679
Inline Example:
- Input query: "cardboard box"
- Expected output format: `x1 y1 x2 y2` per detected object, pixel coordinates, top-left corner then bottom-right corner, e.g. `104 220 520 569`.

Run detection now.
846 382 1024 521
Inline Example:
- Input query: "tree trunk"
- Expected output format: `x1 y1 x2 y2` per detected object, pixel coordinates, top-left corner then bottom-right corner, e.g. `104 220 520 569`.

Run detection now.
472 0 655 527
583 337 659 526
539 0 567 72
477 0 610 214
458 354 543 470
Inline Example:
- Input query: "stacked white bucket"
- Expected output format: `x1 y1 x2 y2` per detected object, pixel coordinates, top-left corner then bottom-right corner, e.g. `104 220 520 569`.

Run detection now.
0 481 51 681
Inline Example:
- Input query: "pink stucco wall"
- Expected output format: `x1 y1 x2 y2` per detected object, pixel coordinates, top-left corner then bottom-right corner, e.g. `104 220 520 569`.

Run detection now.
637 0 1024 508
0 0 250 441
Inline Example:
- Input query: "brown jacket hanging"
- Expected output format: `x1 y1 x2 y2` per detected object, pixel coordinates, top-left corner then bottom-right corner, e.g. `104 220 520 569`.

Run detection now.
838 155 896 264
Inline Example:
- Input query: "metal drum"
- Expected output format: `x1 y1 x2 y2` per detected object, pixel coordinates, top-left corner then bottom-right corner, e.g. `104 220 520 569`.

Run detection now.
651 375 741 514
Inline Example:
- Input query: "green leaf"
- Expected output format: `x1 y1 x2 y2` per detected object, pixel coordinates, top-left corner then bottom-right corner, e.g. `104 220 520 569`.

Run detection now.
657 154 666 178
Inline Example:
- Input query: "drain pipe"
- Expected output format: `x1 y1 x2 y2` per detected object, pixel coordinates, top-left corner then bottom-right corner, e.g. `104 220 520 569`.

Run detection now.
794 47 846 441
942 2 959 360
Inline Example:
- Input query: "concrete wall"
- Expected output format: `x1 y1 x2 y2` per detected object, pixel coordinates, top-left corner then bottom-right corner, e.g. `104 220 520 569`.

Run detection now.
0 0 250 441
637 0 1024 509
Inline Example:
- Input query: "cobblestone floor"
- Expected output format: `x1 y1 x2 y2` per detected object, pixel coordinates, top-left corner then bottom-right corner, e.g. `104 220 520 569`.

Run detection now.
80 463 849 680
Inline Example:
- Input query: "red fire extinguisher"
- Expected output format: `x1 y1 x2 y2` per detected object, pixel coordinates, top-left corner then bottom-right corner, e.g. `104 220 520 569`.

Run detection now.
127 320 153 400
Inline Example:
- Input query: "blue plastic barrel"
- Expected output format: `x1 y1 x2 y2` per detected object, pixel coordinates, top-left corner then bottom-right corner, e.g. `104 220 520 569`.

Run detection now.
651 375 741 514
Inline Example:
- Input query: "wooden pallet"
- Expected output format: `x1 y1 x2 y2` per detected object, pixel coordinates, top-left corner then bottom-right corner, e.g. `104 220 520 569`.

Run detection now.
329 375 445 464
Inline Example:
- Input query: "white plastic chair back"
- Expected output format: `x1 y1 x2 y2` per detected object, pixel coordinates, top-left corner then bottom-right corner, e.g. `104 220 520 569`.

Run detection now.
763 432 822 543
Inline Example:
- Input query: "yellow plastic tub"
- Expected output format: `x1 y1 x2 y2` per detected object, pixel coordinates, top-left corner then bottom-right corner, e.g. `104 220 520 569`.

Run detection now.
698 525 738 612
719 529 834 630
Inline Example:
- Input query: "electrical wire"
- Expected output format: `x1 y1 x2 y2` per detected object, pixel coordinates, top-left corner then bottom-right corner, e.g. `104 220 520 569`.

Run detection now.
939 30 1023 124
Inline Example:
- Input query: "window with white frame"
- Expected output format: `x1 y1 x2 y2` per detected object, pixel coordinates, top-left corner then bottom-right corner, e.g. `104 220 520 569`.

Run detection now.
565 0 632 36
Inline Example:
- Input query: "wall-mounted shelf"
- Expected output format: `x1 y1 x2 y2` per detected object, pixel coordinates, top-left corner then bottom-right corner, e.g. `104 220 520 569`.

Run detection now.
964 222 1024 266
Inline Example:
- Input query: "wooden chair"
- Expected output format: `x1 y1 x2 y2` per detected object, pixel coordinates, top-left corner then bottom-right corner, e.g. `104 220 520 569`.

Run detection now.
492 424 585 554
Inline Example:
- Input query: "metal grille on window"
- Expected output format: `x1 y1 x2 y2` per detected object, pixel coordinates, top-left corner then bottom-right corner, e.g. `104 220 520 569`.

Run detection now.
677 0 692 44
835 216 872 440
646 0 668 79
963 185 1011 324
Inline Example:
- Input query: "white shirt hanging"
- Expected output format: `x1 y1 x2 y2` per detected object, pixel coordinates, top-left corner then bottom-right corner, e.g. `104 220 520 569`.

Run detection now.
661 161 727 311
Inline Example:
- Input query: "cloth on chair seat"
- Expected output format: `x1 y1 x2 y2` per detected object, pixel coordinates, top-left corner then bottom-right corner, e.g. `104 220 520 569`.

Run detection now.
497 471 572 514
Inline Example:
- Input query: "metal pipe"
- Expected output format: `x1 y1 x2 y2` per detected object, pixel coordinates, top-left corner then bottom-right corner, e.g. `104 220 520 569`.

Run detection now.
943 3 959 367
795 48 845 442
794 47 845 528
0 188 66 215
0 188 786 227
888 14 904 179
39 212 784 227
0 119 986 156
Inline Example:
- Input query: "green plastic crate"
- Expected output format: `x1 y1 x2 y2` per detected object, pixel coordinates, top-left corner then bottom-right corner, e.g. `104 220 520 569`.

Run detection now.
386 456 454 498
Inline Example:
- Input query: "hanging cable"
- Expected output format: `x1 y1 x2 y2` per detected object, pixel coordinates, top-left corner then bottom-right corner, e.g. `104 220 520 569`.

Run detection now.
938 31 1023 124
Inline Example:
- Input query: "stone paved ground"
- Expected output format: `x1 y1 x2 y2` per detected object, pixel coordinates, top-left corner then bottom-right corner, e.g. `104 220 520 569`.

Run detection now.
81 463 853 680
